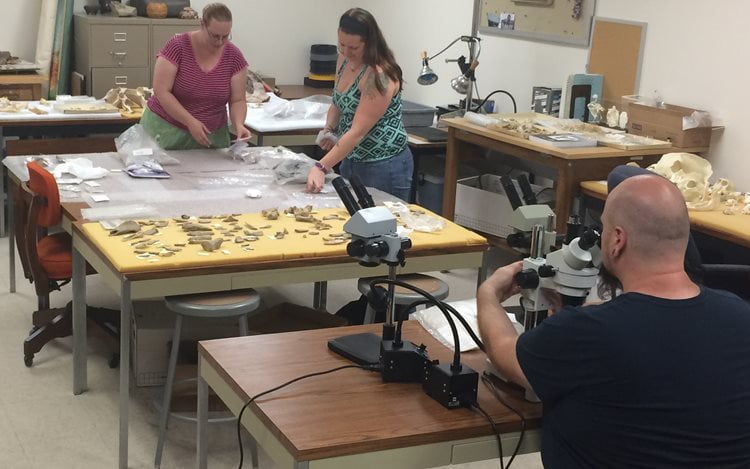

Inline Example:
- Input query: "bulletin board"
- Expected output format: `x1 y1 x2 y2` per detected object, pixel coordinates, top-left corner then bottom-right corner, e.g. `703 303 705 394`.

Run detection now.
477 0 596 46
587 17 647 108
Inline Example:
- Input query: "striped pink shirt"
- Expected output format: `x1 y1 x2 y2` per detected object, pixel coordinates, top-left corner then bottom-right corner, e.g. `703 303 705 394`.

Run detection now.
147 33 248 132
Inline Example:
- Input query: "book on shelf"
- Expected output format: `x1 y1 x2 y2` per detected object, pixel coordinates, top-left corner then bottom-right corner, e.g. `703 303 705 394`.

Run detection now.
529 133 598 148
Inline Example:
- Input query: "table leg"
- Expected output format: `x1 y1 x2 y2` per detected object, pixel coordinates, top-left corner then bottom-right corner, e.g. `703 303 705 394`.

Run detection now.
409 145 420 203
554 163 575 234
0 126 6 238
8 176 15 292
442 127 460 220
313 281 327 310
197 360 208 469
119 280 132 469
73 248 88 394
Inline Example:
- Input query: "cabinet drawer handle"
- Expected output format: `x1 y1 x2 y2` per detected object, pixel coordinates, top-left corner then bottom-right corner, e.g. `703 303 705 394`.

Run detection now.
115 76 128 85
114 32 127 42
111 52 127 57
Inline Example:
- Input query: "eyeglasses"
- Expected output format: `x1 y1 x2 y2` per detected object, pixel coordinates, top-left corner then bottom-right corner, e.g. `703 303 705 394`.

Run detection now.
207 29 231 42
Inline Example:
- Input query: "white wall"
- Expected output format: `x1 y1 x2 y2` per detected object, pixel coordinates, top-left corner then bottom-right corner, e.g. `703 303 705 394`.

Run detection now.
365 0 750 189
0 0 43 62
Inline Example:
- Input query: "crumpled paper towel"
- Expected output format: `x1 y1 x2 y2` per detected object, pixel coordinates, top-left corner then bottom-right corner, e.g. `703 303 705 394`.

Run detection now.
52 158 108 180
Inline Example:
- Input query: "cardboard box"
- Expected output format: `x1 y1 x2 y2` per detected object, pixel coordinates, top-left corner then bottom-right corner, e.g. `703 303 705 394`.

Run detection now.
628 103 711 148
454 175 552 238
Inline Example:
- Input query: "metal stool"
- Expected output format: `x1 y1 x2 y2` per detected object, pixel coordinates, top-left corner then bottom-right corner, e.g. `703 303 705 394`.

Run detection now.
154 289 261 469
357 274 450 324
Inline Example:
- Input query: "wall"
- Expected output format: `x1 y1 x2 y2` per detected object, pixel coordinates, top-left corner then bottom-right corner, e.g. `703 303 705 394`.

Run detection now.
0 0 43 62
366 0 750 189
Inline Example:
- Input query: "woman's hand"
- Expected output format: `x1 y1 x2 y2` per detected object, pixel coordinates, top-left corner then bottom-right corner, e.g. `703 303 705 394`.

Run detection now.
234 125 252 142
319 137 336 151
306 166 325 193
187 118 211 147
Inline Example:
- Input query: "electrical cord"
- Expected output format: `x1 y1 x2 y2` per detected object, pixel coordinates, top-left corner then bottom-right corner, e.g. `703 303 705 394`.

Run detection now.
401 298 485 352
473 89 518 114
369 278 463 369
481 372 527 469
235 364 379 469
472 401 505 469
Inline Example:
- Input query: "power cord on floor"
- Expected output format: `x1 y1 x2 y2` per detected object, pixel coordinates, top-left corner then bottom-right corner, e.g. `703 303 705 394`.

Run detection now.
472 401 505 469
236 363 380 469
481 372 527 469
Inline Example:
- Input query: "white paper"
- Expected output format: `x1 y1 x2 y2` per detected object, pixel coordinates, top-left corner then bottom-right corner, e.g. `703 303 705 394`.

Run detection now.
90 194 110 202
83 180 101 187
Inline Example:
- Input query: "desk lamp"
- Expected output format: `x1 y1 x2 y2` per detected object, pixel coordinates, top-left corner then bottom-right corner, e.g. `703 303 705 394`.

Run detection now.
418 35 481 114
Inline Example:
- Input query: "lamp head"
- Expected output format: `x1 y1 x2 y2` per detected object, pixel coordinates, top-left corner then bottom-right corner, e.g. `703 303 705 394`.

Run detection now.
417 51 438 85
450 74 470 94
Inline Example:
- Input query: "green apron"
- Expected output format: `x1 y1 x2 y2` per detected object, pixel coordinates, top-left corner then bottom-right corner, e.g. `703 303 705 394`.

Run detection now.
140 107 230 150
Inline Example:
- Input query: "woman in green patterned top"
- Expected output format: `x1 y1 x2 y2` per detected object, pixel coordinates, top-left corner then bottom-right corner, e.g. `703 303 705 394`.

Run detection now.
305 8 413 200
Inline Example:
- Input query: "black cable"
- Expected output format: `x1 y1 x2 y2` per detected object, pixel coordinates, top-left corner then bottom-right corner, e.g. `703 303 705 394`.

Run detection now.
481 373 527 469
236 364 378 469
369 278 462 369
401 298 485 352
472 401 505 469
534 187 553 197
473 89 517 114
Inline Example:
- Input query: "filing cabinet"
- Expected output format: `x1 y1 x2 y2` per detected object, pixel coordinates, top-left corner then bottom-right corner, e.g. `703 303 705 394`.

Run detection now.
74 14 199 98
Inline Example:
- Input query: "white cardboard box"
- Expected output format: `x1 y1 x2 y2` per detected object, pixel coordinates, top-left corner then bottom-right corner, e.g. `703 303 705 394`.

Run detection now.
131 301 240 387
454 174 552 238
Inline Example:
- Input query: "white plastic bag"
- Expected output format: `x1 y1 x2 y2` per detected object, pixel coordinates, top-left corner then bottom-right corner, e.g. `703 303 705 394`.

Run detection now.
115 124 179 167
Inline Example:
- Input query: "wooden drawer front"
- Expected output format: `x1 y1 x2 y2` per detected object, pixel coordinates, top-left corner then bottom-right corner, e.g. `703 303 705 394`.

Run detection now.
91 68 150 99
0 85 35 101
90 24 149 67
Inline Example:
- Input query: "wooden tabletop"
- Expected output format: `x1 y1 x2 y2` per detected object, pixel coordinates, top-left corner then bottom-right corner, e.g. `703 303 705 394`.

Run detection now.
443 117 708 159
0 73 47 85
199 321 541 461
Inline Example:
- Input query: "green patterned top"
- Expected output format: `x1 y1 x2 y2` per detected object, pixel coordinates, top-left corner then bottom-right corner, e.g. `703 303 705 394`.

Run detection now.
333 60 408 162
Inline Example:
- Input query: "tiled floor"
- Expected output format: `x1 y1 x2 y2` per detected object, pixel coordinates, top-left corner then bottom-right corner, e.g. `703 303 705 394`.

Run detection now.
0 241 543 469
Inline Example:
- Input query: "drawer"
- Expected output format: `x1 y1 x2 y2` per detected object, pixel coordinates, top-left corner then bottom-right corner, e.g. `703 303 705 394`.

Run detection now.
91 67 150 98
90 24 149 67
0 85 36 101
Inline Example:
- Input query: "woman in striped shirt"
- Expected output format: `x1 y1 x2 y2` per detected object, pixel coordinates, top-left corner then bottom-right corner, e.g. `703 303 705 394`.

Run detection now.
141 3 250 149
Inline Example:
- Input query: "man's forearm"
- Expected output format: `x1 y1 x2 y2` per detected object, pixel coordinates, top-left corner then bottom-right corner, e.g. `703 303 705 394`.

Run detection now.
477 286 531 388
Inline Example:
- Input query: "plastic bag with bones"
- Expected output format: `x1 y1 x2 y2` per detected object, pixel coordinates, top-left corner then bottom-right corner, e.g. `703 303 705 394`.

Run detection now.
104 87 153 114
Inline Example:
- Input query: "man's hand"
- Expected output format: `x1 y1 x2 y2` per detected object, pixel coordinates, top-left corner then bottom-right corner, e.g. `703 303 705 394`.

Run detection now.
187 118 211 147
480 260 524 303
306 166 325 193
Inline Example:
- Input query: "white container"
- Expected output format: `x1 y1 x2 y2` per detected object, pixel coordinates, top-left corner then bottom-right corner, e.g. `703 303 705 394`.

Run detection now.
454 174 552 238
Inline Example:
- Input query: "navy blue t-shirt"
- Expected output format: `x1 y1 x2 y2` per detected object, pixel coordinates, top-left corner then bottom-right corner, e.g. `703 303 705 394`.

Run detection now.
517 287 750 469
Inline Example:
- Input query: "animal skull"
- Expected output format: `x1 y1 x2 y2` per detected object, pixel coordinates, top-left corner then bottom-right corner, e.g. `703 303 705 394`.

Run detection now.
647 153 712 203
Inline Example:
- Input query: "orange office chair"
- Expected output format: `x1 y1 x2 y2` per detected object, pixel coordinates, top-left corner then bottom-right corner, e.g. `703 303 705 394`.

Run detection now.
16 162 119 367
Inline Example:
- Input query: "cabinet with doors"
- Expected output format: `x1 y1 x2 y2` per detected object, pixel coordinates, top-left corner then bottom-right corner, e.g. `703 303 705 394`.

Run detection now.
74 14 199 98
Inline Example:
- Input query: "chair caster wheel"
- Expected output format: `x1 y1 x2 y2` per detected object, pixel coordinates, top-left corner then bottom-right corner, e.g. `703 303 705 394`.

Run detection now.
108 353 120 369
24 354 34 367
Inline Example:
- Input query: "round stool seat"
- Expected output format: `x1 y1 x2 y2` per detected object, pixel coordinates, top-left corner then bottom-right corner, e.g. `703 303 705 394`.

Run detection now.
357 274 449 304
165 289 261 319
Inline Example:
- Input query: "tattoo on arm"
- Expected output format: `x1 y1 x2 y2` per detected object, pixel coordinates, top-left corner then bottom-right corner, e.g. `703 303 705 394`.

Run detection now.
362 70 388 98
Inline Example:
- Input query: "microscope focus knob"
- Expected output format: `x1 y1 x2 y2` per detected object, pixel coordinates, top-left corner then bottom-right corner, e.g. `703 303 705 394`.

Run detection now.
347 239 366 257
538 265 556 278
401 238 412 250
365 240 389 258
515 269 540 289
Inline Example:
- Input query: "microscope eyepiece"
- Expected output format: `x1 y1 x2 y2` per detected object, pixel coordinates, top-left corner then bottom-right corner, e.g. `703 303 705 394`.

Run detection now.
332 177 361 216
578 227 600 251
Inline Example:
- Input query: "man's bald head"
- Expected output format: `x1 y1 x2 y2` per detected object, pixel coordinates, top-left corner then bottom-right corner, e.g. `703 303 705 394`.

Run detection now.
603 174 690 262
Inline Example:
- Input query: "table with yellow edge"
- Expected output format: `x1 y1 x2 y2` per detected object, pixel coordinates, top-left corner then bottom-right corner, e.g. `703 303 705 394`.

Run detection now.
70 206 488 469
580 180 750 248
